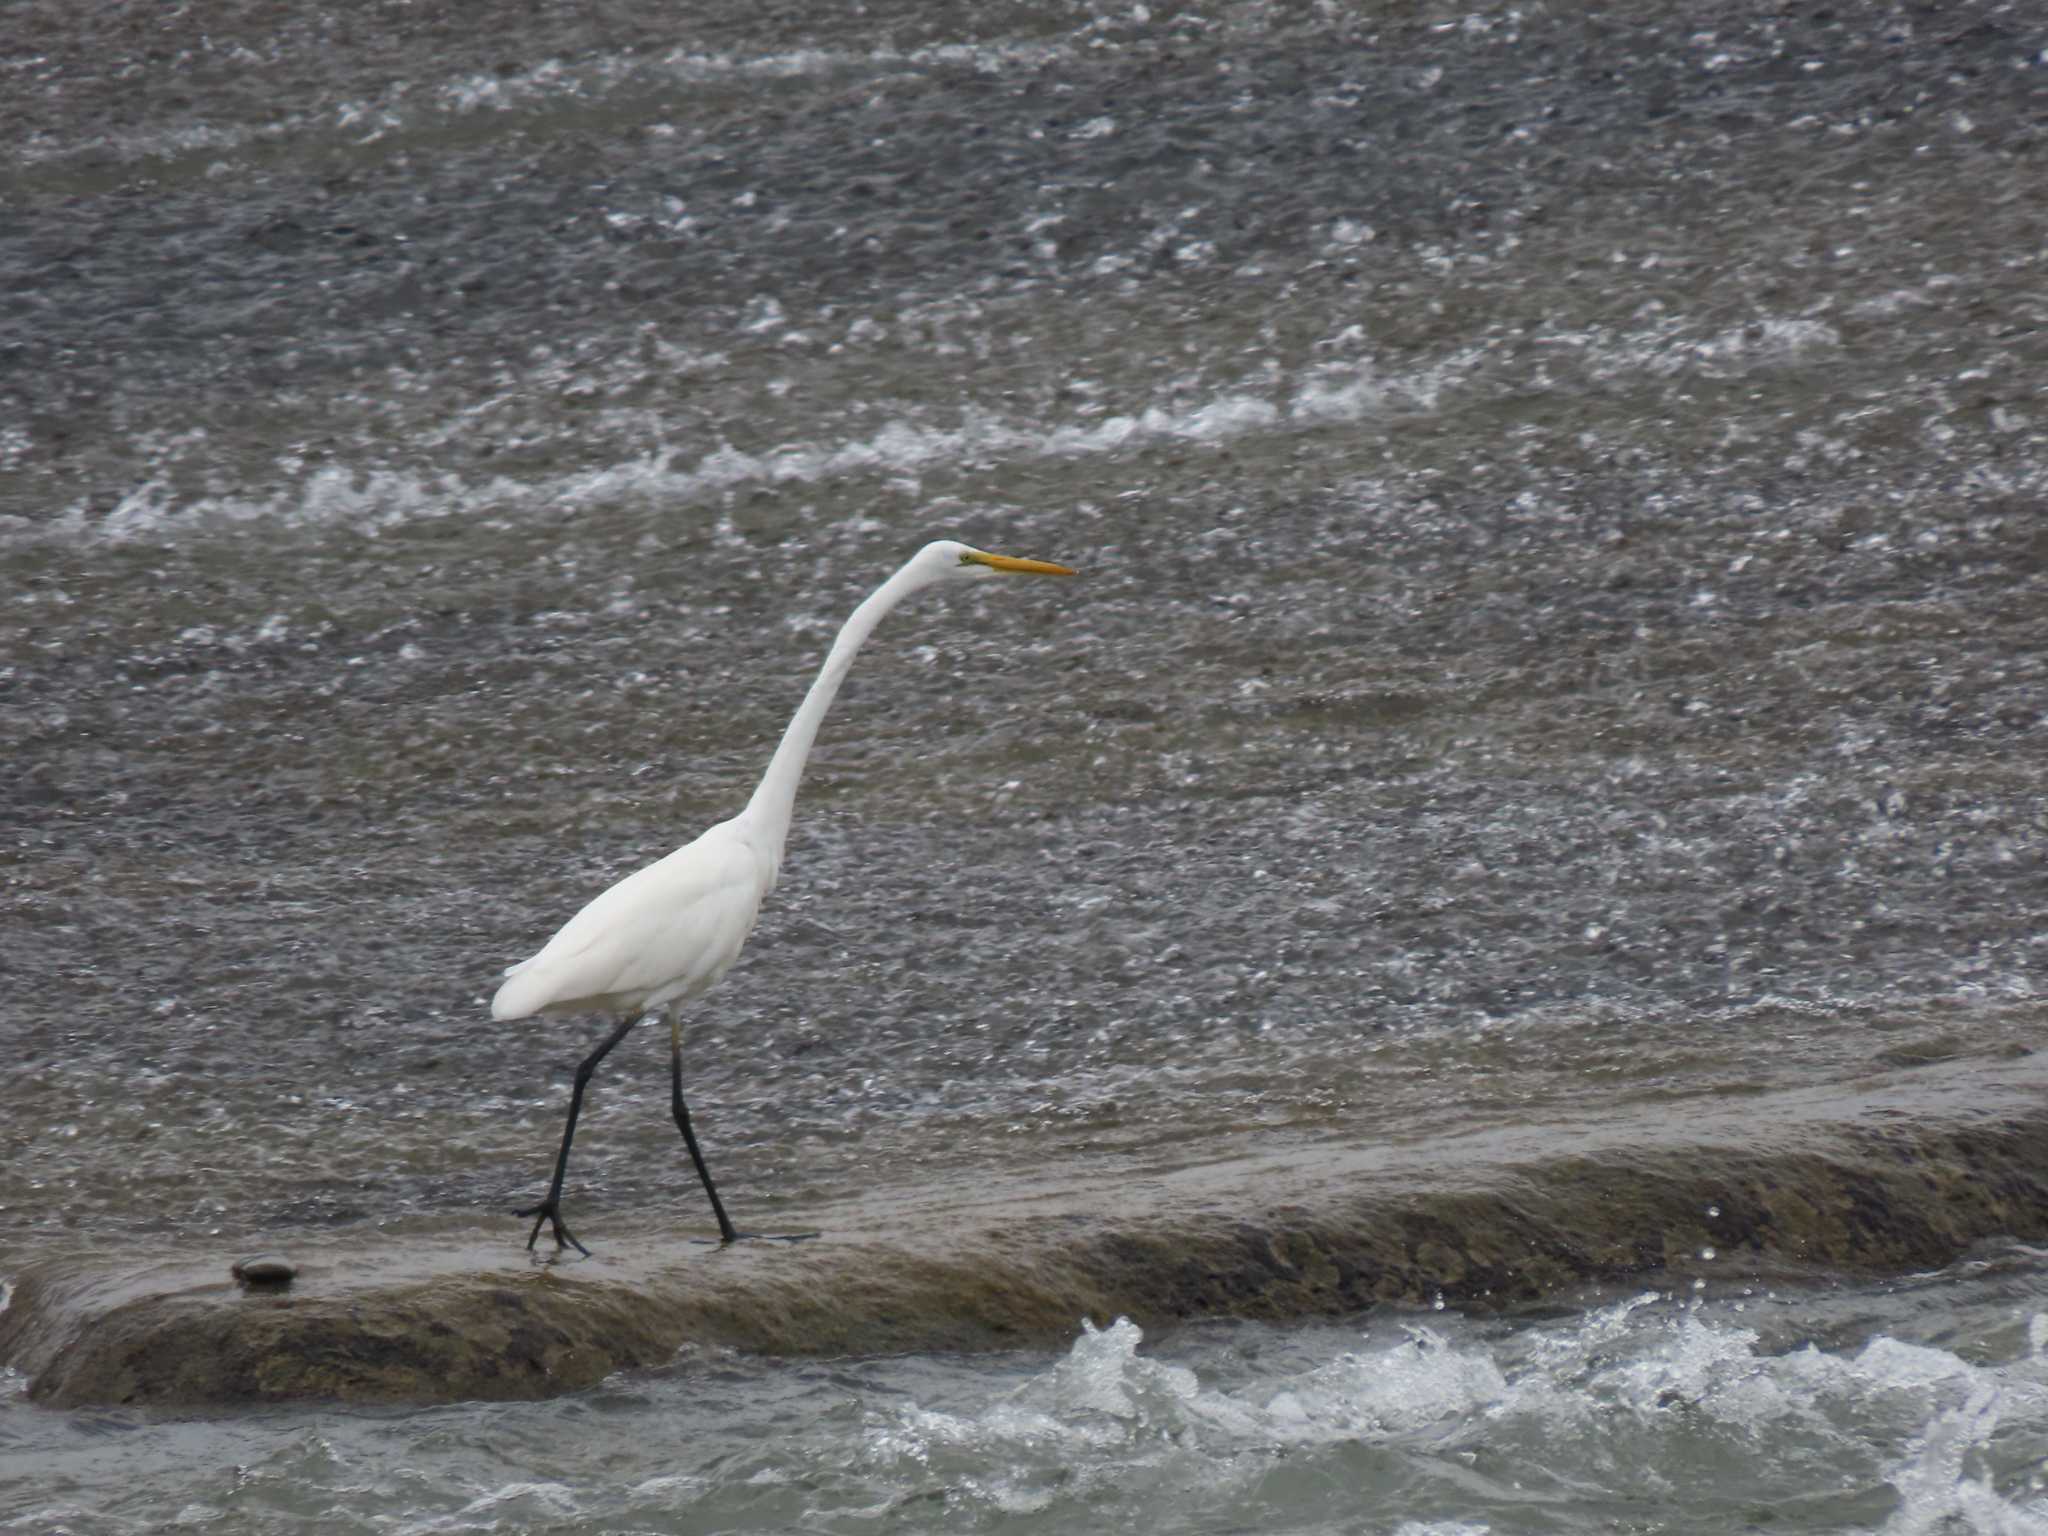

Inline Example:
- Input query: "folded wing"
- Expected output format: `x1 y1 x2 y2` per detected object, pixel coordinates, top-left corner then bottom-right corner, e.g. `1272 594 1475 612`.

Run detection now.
491 822 770 1020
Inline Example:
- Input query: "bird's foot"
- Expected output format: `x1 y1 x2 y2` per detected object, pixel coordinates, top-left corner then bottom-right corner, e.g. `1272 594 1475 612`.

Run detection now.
515 1197 591 1257
692 1228 822 1247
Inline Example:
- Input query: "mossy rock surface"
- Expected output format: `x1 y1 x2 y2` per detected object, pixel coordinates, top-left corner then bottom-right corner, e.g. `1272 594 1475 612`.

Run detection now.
6 1053 2046 1408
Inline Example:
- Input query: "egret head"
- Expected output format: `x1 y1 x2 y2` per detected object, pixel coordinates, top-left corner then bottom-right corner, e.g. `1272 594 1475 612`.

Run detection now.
921 539 1078 583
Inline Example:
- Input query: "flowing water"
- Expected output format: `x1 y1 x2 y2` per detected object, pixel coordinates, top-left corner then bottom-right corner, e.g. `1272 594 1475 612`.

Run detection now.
16 1257 2048 1533
4 0 2047 1527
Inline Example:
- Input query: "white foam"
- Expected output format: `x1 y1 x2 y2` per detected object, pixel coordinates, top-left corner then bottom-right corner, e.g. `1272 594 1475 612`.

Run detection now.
1882 1386 2048 1536
24 347 1464 546
1542 311 1843 382
13 292 1885 550
864 1299 2048 1528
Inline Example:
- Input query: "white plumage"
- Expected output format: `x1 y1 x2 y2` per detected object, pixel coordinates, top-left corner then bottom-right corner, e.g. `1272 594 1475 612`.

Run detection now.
493 539 1075 1255
493 820 773 1022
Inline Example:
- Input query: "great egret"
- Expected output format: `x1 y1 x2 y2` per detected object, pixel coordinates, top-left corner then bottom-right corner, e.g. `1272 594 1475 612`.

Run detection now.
492 539 1077 1254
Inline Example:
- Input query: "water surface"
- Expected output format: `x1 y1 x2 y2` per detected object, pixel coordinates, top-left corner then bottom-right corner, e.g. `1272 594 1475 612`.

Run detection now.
2 0 2045 1525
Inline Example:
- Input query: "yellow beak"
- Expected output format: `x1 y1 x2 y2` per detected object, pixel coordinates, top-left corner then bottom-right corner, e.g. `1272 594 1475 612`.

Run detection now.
965 551 1078 576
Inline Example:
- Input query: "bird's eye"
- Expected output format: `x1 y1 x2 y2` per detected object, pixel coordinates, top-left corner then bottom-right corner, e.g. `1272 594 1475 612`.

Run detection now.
958 551 975 565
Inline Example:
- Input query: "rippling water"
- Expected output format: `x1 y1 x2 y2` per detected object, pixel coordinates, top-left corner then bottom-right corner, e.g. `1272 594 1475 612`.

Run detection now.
4 0 2046 1526
14 1249 2048 1533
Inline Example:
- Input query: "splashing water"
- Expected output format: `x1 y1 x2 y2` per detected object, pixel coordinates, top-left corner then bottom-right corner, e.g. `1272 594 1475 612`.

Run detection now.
10 1256 2048 1532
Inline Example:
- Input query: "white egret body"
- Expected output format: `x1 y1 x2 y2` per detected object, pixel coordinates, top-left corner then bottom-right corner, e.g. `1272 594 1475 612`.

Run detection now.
492 539 1075 1252
492 821 771 1023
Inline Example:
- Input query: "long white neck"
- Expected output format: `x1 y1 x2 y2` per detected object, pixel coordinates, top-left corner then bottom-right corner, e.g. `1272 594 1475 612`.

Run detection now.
742 557 933 850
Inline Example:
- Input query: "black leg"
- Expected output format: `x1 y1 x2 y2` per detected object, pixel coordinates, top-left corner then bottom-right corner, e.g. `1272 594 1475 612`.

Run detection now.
671 1013 741 1243
516 1013 639 1255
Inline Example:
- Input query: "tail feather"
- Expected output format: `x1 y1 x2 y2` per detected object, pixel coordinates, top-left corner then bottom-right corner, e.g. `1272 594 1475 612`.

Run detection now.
491 959 546 1021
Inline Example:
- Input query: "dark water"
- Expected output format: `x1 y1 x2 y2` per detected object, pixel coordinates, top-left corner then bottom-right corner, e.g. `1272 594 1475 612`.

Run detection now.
3 0 2047 1526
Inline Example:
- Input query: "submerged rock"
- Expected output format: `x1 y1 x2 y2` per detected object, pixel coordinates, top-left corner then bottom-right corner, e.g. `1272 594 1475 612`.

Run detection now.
4 1053 2047 1409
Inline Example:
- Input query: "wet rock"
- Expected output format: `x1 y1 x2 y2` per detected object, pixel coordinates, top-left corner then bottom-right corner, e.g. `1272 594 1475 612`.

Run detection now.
231 1254 297 1287
4 1054 2047 1409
